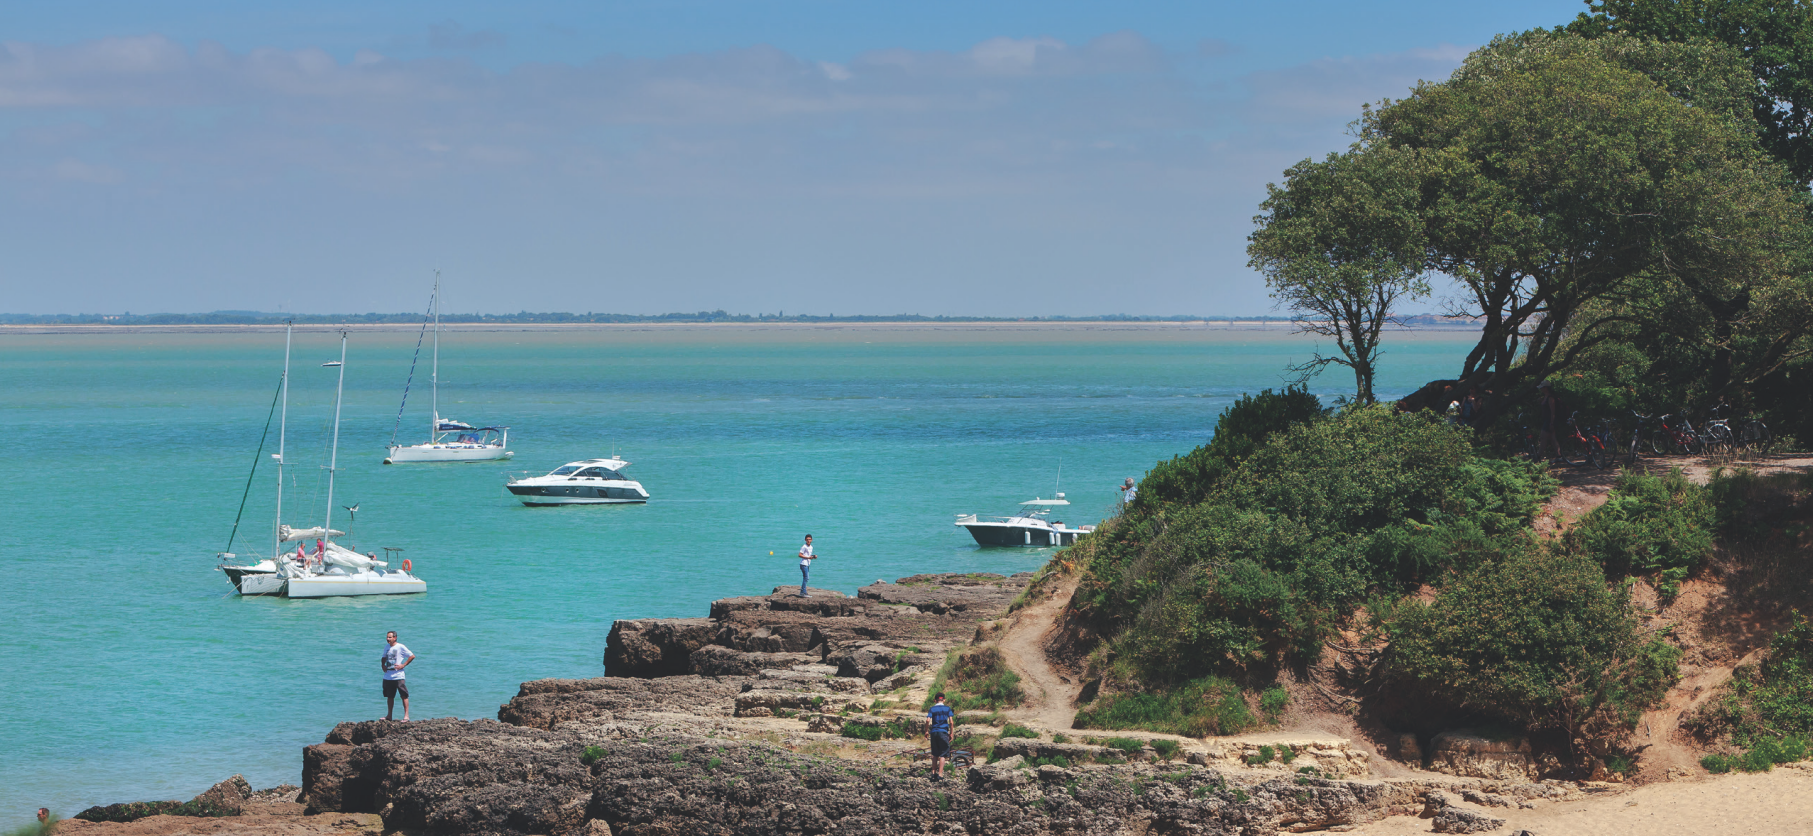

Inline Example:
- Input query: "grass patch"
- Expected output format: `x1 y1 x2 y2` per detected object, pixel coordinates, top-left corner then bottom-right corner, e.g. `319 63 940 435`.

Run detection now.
581 745 607 765
1072 676 1256 737
922 646 1025 711
1244 745 1275 765
1000 723 1040 739
1103 737 1146 756
1052 733 1070 744
1688 613 1813 771
1259 686 1289 722
1151 739 1181 761
6 815 58 836
840 718 916 741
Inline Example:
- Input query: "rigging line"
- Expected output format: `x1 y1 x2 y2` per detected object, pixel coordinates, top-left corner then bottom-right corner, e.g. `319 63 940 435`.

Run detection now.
224 371 286 556
390 284 438 447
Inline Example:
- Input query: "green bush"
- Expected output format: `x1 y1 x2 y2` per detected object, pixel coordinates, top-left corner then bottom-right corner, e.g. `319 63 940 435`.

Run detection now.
1080 406 1554 680
1151 739 1181 760
1385 547 1679 738
923 646 1024 711
581 745 607 765
1072 676 1255 737
1244 745 1276 765
999 723 1040 739
1259 686 1289 722
1104 737 1145 755
1706 469 1813 543
1137 386 1327 508
1566 468 1714 593
840 718 916 741
1687 613 1813 770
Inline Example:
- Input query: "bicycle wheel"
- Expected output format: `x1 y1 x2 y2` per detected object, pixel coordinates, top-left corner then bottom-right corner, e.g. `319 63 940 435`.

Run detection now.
1627 431 1642 465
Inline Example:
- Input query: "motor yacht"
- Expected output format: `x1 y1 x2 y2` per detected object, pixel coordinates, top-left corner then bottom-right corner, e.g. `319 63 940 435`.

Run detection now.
506 458 650 505
955 494 1094 547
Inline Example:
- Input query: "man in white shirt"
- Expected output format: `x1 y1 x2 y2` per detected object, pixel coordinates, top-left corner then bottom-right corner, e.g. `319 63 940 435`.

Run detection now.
1121 477 1138 506
798 534 817 598
381 630 415 721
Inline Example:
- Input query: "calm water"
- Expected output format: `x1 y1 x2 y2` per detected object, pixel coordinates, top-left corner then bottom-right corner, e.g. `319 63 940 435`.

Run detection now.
0 324 1470 820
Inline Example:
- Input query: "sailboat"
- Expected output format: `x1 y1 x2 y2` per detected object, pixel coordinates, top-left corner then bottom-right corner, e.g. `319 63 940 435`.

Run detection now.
384 274 511 463
219 328 425 597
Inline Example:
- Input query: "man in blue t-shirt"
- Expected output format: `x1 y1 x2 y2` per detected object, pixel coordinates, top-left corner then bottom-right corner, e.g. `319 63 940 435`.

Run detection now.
927 692 955 780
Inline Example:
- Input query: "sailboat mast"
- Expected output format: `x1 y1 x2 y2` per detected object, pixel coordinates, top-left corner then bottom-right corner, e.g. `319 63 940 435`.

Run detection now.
429 271 440 439
323 332 347 540
273 322 291 560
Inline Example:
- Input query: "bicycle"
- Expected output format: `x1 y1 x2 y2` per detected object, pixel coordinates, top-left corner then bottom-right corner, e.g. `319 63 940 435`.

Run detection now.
1627 411 1658 465
1562 411 1608 469
1700 403 1737 456
1654 414 1702 456
1736 415 1775 454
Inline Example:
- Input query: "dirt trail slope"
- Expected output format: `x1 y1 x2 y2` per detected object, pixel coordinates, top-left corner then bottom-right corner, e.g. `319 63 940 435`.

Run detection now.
995 573 1084 731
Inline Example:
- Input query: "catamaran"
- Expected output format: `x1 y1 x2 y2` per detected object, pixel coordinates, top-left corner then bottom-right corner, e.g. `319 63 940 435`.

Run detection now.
219 328 425 597
384 273 511 463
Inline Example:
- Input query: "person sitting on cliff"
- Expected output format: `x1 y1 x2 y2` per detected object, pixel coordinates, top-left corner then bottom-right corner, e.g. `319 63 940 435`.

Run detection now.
928 692 955 781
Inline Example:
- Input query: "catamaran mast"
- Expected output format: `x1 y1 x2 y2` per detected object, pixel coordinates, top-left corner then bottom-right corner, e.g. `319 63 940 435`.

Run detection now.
323 332 347 541
429 271 440 439
273 321 291 560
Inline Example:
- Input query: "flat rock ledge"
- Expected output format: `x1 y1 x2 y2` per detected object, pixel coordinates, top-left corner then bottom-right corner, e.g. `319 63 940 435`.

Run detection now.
302 718 1436 836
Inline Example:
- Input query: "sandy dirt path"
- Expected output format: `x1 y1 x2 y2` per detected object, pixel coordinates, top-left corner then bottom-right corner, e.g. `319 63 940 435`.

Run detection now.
995 574 1084 732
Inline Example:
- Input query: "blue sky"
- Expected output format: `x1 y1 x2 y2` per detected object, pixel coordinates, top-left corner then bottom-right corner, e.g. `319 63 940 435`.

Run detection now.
1 1 1585 316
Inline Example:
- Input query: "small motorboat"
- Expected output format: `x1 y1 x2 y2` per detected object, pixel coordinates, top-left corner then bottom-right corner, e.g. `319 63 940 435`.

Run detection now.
955 493 1094 547
506 458 650 505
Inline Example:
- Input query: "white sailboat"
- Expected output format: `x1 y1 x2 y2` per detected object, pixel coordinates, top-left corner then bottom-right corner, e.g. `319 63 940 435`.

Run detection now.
221 328 425 597
384 274 511 464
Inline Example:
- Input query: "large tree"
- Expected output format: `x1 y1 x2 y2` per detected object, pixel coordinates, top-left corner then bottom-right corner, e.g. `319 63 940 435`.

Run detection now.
1363 32 1806 421
1570 0 1813 186
1249 147 1429 404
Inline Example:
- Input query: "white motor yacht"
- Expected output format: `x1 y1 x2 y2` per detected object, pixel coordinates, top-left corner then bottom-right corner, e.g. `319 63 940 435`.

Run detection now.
384 273 511 464
955 494 1094 547
506 458 649 505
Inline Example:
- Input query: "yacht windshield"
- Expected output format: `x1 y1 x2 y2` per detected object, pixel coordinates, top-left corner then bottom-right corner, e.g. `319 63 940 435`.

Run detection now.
550 465 581 476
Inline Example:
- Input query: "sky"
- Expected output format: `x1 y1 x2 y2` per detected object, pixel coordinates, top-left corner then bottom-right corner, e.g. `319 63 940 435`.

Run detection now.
0 1 1588 317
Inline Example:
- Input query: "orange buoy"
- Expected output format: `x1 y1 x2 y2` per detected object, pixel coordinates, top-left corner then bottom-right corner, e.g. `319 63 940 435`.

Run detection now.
401 559 412 572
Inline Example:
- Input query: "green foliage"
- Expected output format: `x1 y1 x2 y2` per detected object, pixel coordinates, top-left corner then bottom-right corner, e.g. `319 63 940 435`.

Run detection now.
669 750 685 765
581 745 607 765
1103 737 1146 755
840 718 916 741
1259 686 1289 722
5 815 58 836
1385 547 1680 739
1026 755 1073 769
1707 469 1813 543
1072 676 1255 737
999 723 1039 739
1279 747 1298 764
705 756 723 771
920 646 1023 712
1566 468 1715 594
1688 613 1813 770
1136 387 1327 508
1081 406 1553 680
1151 739 1181 761
1244 745 1276 765
933 791 949 811
1052 733 1070 744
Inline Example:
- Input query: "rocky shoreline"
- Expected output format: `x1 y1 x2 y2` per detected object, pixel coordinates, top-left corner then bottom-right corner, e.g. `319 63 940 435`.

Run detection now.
65 574 1600 836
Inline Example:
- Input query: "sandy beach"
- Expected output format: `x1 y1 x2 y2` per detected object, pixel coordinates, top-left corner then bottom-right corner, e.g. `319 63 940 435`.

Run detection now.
1364 769 1813 835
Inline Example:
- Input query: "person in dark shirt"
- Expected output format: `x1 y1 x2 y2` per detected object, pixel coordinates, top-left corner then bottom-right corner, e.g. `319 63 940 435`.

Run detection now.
927 692 955 780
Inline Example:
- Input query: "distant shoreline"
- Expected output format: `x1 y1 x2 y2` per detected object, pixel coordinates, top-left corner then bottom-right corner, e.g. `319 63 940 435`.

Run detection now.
0 320 1486 335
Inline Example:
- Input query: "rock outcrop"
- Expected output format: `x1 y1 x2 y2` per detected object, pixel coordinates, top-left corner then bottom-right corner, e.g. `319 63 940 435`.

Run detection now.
1426 729 1538 782
300 719 1411 836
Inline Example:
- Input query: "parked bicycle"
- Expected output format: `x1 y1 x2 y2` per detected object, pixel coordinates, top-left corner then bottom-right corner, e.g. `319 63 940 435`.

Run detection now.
1736 415 1775 453
1654 413 1702 456
1562 411 1612 470
1627 411 1658 465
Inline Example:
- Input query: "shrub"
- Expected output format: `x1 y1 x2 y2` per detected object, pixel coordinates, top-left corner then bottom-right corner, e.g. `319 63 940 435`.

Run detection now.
1385 547 1680 741
1104 737 1146 755
840 718 915 741
1566 468 1714 593
1079 406 1553 681
1137 386 1327 507
1151 739 1181 760
923 646 1024 711
1687 613 1813 769
581 745 607 765
1244 745 1276 765
1000 723 1039 739
1072 676 1255 737
1259 686 1289 722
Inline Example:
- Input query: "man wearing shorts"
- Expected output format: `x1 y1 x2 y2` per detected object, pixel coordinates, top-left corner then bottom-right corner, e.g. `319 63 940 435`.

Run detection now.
381 631 414 721
927 692 955 780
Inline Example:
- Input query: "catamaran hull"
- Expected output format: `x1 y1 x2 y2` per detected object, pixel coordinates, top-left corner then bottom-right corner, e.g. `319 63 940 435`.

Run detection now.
959 522 1085 547
285 574 427 597
223 565 285 596
385 444 513 464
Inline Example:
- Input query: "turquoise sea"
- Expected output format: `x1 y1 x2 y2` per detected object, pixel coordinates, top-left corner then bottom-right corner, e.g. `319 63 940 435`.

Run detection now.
0 324 1471 821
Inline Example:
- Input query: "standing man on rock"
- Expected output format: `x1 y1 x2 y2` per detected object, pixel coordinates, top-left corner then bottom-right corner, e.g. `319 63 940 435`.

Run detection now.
381 630 415 721
928 692 954 781
797 534 817 598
